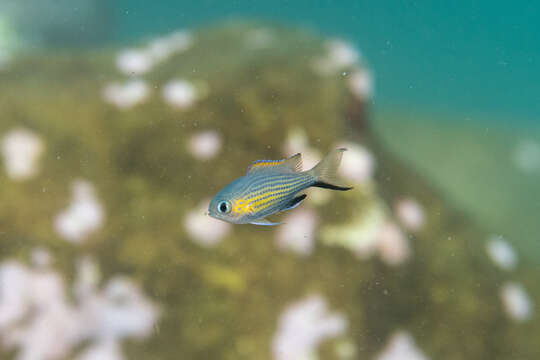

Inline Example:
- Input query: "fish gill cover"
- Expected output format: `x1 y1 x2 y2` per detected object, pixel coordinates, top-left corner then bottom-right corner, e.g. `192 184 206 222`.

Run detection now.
0 22 538 359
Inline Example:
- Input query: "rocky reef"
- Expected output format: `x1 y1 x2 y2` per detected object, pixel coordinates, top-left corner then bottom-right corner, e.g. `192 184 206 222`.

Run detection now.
0 22 538 360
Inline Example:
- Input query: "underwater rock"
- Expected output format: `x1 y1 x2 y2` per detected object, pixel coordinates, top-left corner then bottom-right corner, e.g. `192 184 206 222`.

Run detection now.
0 22 538 360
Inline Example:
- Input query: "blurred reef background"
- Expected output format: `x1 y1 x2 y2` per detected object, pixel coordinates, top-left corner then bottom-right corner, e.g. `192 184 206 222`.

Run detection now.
1 2 540 360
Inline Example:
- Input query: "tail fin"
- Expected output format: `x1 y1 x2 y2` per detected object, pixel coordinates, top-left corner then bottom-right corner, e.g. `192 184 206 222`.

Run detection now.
308 148 353 191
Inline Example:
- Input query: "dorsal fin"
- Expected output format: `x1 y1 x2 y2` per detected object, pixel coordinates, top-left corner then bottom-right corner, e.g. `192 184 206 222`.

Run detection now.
247 153 303 174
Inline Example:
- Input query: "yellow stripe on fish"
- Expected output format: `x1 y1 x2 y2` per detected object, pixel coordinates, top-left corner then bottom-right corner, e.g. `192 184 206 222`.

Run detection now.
231 198 255 216
246 159 287 173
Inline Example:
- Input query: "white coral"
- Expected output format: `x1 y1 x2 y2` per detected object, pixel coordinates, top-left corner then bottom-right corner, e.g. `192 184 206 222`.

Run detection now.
312 39 360 75
54 180 105 244
375 331 429 360
395 198 426 231
337 142 375 184
273 295 347 360
162 79 198 109
276 208 318 256
1 128 45 181
184 199 232 247
187 130 222 160
486 235 517 271
377 221 411 266
348 69 373 100
500 282 533 322
103 79 149 109
116 49 154 76
0 254 160 360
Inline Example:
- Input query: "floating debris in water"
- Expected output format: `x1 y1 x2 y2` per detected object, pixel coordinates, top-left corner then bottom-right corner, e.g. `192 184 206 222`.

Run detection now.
312 39 360 75
0 254 160 360
337 142 375 184
500 282 533 322
1 128 45 181
276 208 319 256
184 199 232 247
103 79 150 109
375 331 428 360
486 235 517 271
348 68 373 100
513 140 540 173
162 79 198 109
272 295 347 360
395 198 426 231
54 180 105 243
187 130 222 160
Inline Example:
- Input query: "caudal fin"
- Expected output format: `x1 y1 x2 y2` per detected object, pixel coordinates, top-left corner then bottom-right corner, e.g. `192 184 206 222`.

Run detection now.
308 148 353 191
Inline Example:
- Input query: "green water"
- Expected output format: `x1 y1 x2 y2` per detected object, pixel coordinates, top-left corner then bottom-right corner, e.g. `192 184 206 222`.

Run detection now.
374 109 540 261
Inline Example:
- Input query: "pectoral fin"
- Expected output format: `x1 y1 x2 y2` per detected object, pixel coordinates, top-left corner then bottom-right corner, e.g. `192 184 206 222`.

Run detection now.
282 194 307 211
250 218 283 226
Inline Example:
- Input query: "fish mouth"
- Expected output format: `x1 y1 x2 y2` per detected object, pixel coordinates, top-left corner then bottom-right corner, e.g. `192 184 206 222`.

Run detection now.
206 211 222 221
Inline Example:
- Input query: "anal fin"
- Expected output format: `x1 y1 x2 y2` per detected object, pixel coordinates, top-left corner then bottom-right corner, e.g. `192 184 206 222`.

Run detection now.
250 218 283 226
282 194 307 211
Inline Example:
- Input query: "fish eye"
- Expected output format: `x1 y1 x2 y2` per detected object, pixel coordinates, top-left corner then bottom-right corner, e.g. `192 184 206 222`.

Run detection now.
217 201 231 214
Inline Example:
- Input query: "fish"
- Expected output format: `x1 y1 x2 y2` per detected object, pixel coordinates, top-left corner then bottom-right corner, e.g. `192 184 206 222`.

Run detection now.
208 148 352 225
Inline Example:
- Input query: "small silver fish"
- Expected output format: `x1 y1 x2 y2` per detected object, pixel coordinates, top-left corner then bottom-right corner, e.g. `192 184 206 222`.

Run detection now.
208 148 352 225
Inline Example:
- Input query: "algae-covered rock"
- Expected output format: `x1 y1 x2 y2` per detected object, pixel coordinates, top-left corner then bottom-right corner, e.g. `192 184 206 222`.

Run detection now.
0 22 538 360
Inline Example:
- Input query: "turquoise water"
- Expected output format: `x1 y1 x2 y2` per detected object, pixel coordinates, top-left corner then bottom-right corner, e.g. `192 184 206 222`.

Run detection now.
115 1 540 124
